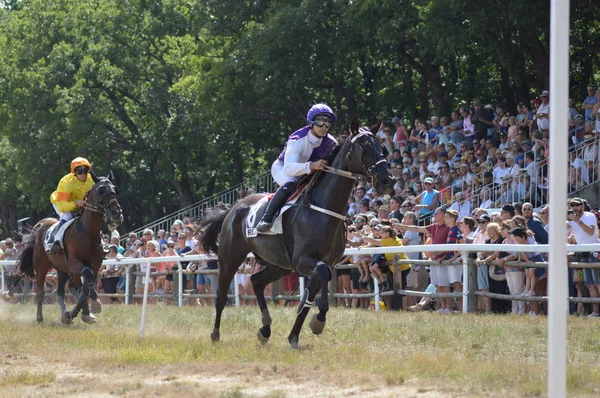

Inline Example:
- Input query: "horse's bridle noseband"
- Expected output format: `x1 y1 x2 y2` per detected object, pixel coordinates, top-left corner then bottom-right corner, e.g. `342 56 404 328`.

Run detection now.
83 190 119 224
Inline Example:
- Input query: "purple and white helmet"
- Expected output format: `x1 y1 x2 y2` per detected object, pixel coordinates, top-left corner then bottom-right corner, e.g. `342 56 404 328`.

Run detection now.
306 103 337 125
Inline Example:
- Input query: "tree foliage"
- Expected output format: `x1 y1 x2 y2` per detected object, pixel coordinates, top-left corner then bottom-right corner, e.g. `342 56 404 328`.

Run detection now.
0 0 598 235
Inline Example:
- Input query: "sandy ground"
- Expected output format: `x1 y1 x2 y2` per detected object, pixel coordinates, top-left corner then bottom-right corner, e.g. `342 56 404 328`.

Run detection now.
0 351 452 398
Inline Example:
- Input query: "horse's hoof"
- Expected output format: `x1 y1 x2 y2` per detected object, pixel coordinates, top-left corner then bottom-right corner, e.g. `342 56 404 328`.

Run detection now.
257 329 270 345
2 292 10 302
288 334 299 350
310 314 326 335
81 313 97 324
36 318 43 324
61 312 72 325
90 299 102 314
210 329 220 343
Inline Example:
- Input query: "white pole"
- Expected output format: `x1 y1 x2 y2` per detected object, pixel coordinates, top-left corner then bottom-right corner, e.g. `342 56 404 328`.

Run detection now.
1 265 5 296
139 260 152 339
299 275 305 295
178 263 183 307
234 272 240 307
548 1 570 397
125 266 130 305
462 250 468 313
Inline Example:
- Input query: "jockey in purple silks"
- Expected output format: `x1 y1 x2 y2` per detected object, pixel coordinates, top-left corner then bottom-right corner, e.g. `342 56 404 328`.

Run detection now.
255 104 338 233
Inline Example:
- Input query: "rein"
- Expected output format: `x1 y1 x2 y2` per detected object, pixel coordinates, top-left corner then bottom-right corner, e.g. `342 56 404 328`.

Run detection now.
305 130 387 222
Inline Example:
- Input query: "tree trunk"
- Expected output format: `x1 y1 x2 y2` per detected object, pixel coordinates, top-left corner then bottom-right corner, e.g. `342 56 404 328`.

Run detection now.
0 199 18 238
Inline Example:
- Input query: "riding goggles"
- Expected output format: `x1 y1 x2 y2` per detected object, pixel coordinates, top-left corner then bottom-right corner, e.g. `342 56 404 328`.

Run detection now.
312 115 333 128
75 167 90 175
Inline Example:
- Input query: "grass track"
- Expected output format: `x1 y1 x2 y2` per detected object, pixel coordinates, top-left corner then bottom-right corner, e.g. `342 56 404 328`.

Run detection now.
0 303 599 397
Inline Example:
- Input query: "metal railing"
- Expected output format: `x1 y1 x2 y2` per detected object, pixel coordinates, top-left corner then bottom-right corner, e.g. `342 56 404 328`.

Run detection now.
123 171 275 240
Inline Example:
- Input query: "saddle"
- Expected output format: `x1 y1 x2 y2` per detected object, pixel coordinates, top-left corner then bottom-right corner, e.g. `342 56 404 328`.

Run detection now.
245 178 313 238
44 218 77 253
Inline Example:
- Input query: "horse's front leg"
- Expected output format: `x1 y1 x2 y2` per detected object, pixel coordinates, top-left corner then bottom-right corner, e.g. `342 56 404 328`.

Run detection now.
70 267 96 324
288 256 331 349
88 270 102 314
310 261 332 334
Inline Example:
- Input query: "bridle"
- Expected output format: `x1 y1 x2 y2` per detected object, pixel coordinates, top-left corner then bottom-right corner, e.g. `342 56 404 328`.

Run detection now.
306 128 388 221
324 128 387 182
82 185 119 224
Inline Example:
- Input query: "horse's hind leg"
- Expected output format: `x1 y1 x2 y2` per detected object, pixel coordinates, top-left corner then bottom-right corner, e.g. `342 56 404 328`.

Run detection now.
250 265 291 344
211 256 244 342
56 272 72 324
2 275 23 302
35 270 49 323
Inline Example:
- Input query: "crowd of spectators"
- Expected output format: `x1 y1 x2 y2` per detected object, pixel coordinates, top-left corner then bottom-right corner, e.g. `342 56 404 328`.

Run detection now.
367 87 600 215
3 86 600 313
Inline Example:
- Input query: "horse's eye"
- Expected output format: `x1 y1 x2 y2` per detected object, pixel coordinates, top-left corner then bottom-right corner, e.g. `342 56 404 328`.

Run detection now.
99 186 106 194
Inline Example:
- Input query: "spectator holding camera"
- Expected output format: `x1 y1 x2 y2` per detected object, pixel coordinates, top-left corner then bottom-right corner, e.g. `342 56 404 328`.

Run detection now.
566 197 600 317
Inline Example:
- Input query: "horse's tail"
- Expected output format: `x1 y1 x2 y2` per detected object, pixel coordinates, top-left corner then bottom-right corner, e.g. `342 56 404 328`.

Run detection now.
16 245 35 279
15 223 43 280
199 208 230 254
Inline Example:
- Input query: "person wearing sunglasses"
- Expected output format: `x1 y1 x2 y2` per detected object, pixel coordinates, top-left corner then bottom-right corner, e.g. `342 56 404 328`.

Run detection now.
256 104 337 232
48 157 95 251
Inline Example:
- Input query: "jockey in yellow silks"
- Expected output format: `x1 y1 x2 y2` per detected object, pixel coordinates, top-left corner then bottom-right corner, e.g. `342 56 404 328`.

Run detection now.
48 157 95 244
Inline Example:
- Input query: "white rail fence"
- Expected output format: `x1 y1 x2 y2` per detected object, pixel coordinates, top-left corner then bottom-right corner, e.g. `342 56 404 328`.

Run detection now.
2 243 600 312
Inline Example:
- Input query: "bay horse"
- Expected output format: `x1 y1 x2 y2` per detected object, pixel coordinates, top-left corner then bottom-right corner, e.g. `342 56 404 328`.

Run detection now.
3 172 123 324
200 117 395 348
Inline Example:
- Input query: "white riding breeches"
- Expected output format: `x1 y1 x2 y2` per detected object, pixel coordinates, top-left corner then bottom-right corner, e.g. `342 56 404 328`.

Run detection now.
53 204 75 222
271 160 297 187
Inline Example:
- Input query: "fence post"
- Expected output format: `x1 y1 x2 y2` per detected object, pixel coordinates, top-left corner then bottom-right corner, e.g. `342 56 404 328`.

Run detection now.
177 262 183 307
467 252 478 313
374 277 380 311
234 272 240 307
1 265 5 296
329 266 338 307
125 265 131 305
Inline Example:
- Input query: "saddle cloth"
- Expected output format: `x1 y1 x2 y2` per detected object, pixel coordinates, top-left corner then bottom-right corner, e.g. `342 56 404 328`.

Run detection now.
245 185 307 238
44 218 76 252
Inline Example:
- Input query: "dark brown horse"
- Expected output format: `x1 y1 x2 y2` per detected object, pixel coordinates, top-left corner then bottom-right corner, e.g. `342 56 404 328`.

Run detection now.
200 117 394 348
3 172 123 324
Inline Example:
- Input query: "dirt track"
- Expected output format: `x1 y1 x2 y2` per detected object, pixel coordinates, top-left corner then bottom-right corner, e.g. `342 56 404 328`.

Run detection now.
0 352 450 397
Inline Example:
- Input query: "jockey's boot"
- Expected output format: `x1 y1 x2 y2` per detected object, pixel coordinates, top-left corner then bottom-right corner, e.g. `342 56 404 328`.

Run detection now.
47 219 66 253
256 182 295 233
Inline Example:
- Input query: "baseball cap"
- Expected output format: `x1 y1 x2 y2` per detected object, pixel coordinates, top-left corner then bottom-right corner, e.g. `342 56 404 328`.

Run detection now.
541 90 550 96
392 116 401 124
570 197 583 205
423 177 434 184
523 141 533 147
476 149 485 155
478 214 491 222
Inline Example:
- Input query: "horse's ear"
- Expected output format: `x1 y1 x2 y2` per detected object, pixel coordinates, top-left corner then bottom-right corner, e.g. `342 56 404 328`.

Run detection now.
107 169 116 184
350 116 359 136
371 120 384 135
89 170 99 183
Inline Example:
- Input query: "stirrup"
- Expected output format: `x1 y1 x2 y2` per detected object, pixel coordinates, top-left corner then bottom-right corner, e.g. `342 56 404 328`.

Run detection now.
256 220 273 233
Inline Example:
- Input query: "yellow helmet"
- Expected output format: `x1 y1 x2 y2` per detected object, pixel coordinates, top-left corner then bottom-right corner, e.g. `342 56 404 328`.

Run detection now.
70 157 92 174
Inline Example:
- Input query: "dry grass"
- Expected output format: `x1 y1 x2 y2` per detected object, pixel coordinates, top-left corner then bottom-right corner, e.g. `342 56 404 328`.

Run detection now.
0 303 599 397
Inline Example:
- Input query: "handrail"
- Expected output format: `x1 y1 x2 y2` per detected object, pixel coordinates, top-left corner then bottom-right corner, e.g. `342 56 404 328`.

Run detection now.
121 171 275 241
